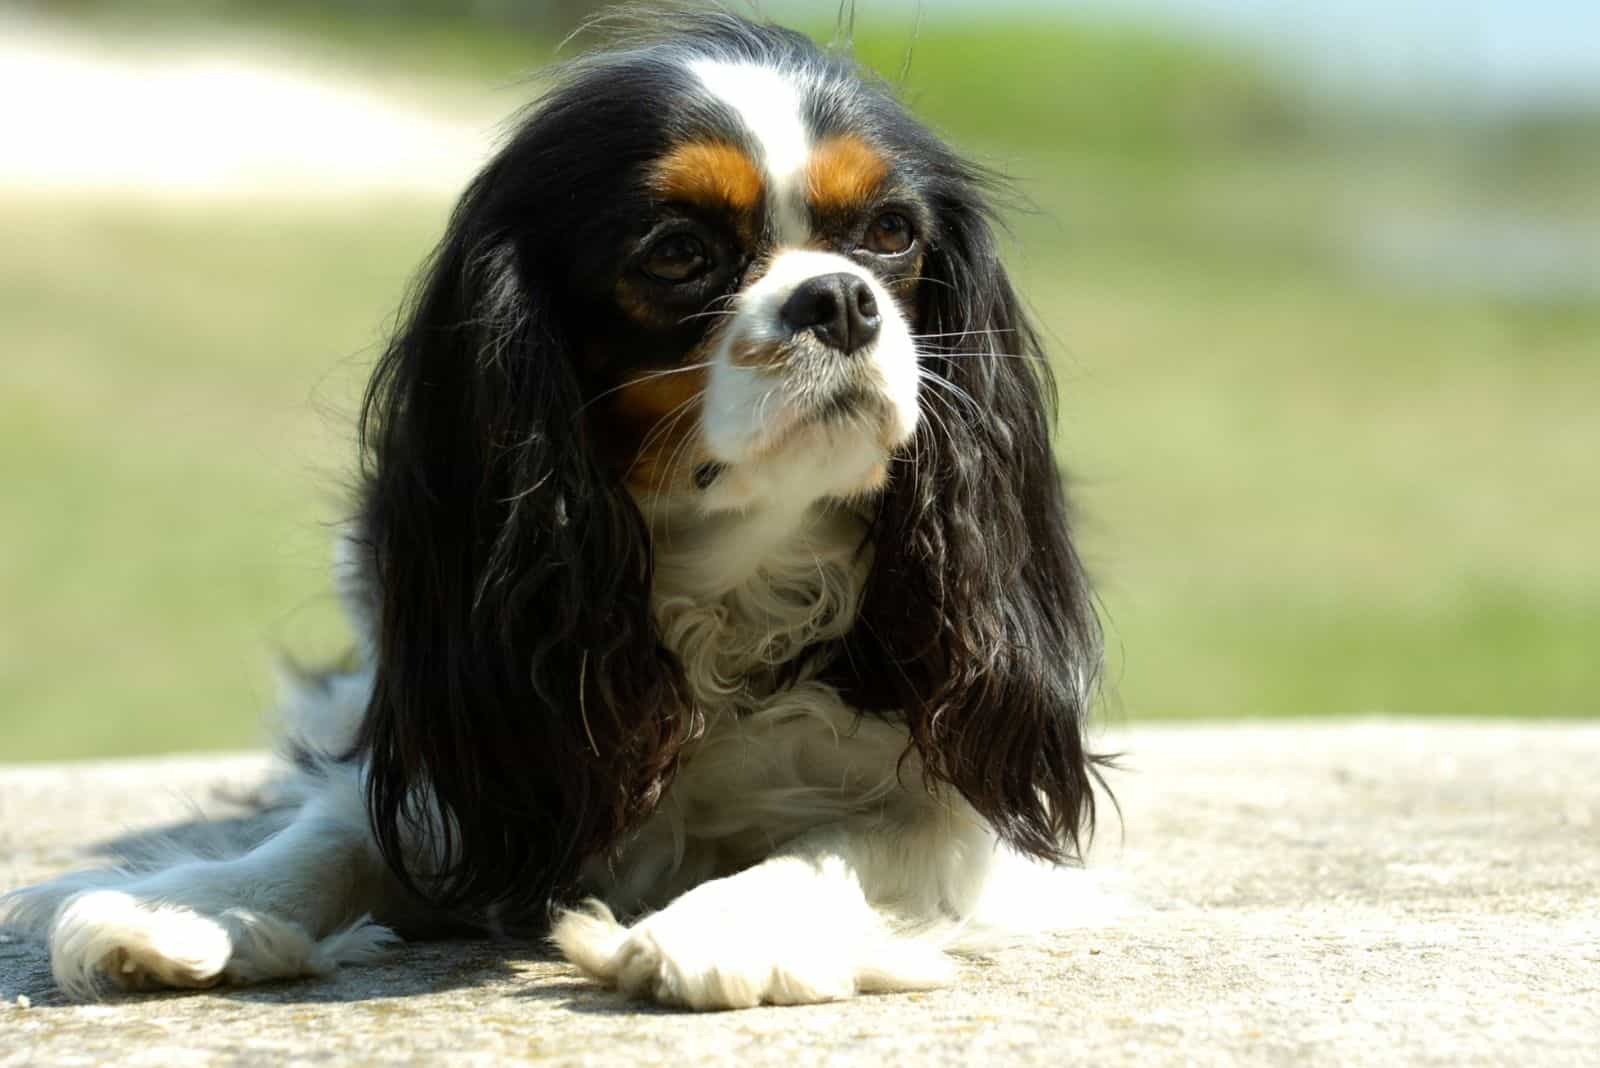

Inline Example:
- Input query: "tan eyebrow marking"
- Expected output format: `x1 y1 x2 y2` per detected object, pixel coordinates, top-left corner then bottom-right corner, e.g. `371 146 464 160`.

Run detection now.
806 135 891 215
651 140 765 215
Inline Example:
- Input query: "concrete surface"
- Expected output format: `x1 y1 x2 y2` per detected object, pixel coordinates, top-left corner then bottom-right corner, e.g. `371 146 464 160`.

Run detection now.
2 721 1597 1066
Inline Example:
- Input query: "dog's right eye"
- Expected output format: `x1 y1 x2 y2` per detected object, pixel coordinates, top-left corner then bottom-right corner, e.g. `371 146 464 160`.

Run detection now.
642 233 712 284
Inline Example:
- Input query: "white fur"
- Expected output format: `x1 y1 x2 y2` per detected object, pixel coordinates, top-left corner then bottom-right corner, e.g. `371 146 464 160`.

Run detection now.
700 248 921 495
690 59 811 244
545 504 1035 1009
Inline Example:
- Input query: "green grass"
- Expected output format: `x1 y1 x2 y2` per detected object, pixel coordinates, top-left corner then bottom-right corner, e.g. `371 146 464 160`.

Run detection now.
2 15 1596 760
1038 252 1600 720
0 198 452 758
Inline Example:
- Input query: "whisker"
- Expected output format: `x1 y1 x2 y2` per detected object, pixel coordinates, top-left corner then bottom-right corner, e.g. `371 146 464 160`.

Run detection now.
917 365 981 418
909 328 1017 338
919 351 1046 363
628 388 705 478
915 382 961 451
653 397 710 534
886 275 957 293
676 307 740 325
756 384 780 429
920 368 980 411
676 292 741 325
630 388 707 532
575 363 713 417
918 372 968 421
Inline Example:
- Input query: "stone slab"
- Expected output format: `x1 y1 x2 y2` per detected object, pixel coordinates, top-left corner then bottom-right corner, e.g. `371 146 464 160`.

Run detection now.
3 722 1597 1066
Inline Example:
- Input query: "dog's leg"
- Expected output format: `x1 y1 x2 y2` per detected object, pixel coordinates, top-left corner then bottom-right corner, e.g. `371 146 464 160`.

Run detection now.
553 807 998 1010
2 763 398 1000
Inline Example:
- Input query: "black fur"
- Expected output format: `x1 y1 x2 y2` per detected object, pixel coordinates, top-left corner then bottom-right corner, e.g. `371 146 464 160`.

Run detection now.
822 183 1107 865
352 52 700 925
350 10 1105 930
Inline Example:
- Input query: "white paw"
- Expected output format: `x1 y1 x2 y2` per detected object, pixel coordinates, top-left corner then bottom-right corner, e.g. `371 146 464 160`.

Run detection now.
553 898 956 1011
46 890 395 1000
50 891 233 998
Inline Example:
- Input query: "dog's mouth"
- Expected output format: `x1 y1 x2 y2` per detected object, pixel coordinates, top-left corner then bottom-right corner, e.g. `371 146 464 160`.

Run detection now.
698 310 922 482
805 387 882 427
692 461 725 489
744 383 899 459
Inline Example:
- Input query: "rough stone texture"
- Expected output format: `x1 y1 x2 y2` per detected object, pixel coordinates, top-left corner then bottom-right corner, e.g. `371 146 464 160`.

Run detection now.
2 721 1597 1066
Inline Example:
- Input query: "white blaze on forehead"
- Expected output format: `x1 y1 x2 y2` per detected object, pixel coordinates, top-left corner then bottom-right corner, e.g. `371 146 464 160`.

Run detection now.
688 59 812 244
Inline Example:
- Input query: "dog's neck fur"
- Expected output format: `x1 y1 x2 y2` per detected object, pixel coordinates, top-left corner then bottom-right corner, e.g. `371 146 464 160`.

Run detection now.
592 499 923 916
647 500 870 715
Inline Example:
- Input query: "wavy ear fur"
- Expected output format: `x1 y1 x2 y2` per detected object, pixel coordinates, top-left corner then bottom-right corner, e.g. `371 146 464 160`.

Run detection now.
825 181 1107 864
352 163 687 928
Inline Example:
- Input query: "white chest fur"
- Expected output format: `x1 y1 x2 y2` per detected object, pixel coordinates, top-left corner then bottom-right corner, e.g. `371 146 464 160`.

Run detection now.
586 503 926 913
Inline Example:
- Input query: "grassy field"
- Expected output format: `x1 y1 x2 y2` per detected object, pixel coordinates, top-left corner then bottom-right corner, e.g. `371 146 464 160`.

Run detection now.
2 13 1596 760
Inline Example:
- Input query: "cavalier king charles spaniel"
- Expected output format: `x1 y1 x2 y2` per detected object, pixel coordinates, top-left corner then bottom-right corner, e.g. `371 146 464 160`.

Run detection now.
3 10 1109 1010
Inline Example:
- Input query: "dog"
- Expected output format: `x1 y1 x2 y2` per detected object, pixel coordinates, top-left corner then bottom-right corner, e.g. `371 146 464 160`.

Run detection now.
2 9 1108 1010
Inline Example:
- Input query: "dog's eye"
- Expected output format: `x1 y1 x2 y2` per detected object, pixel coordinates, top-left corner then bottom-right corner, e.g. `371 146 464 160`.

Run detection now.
863 212 914 256
642 233 711 283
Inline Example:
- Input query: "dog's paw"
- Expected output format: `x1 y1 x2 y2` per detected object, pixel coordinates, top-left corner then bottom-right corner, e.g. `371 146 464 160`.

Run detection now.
49 891 234 998
552 898 955 1011
44 890 396 1000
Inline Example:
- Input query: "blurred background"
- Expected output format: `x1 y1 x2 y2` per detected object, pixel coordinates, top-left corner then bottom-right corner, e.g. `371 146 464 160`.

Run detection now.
1 0 1595 760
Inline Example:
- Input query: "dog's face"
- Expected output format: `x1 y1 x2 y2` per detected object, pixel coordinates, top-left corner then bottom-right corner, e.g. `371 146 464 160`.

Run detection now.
494 49 952 513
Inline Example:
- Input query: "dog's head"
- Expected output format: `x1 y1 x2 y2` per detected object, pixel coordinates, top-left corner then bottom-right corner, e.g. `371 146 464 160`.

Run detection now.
354 12 1103 923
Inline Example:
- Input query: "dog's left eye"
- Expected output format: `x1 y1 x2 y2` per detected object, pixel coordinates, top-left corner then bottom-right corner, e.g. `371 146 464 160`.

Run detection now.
863 212 915 256
642 233 712 284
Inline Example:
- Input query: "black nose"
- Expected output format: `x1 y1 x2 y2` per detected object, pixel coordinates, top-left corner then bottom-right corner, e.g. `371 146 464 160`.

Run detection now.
778 273 881 355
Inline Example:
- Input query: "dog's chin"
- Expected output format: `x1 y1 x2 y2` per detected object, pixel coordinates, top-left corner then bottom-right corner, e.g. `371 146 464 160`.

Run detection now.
696 390 913 514
756 386 908 460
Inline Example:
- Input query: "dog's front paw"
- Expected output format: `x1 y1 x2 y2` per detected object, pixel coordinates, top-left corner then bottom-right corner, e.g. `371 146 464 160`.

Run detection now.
552 898 955 1011
42 889 394 1000
49 891 234 998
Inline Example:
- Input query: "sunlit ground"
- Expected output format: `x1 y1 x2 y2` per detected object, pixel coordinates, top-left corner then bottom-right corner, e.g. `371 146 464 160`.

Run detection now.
2 9 1596 759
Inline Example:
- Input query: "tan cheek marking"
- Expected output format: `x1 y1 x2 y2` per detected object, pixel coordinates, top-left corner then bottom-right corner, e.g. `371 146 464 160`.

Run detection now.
807 135 890 215
602 364 711 493
612 279 666 330
652 141 764 217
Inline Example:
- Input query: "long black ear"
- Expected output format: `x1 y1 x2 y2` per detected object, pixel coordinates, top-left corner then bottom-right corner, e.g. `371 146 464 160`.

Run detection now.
825 182 1107 864
352 167 687 928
